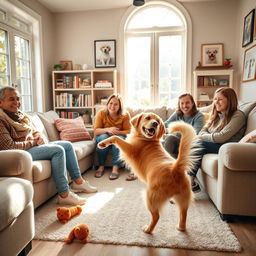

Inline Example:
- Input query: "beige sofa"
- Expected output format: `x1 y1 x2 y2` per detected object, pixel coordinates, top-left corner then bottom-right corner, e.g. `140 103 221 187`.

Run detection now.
0 177 34 256
0 103 256 220
197 101 256 221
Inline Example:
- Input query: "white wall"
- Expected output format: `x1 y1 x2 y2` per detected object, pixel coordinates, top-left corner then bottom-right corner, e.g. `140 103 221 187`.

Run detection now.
18 0 256 108
237 0 256 102
18 0 55 110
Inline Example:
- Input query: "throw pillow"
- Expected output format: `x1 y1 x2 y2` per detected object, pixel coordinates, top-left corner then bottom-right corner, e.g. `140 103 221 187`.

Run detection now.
239 129 256 143
55 116 92 142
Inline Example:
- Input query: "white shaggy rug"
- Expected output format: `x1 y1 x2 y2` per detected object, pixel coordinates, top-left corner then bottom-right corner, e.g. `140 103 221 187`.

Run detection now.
34 169 241 252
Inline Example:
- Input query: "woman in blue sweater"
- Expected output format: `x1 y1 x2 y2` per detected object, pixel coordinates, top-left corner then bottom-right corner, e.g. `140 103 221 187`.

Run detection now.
164 92 205 158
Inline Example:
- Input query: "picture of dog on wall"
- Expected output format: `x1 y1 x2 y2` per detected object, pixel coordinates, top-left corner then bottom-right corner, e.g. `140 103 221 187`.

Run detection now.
98 113 198 233
94 40 116 68
201 43 224 67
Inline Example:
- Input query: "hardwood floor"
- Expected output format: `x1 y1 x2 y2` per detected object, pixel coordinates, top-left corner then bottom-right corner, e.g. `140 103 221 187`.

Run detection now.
29 216 256 256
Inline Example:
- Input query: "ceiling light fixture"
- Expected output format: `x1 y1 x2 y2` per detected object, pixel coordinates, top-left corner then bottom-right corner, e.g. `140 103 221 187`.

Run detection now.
133 0 145 6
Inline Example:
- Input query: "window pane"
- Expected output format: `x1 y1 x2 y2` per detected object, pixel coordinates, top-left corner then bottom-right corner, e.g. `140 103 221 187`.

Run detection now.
128 7 183 29
15 36 32 111
159 35 182 107
0 29 9 87
20 95 31 112
127 37 151 107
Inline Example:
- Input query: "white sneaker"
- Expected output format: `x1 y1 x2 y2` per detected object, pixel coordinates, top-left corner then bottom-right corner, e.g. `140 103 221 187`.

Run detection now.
57 191 87 205
71 180 98 193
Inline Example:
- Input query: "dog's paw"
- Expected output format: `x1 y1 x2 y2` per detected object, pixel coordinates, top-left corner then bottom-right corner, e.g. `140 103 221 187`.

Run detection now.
142 225 152 234
176 224 186 232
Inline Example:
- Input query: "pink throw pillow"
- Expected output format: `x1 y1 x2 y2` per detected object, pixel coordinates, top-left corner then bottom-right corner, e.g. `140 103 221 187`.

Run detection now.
239 129 256 143
55 116 92 142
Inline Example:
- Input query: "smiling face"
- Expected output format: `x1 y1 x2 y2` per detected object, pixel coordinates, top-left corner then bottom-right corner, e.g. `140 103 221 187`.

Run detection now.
107 97 120 116
131 113 165 140
0 89 21 113
213 91 228 113
179 95 194 116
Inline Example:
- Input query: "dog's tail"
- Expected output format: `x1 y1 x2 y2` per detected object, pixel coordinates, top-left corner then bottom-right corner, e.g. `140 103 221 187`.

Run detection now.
168 121 198 173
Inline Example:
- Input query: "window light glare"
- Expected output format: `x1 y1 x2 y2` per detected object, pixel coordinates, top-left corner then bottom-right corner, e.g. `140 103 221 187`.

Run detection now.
128 7 183 29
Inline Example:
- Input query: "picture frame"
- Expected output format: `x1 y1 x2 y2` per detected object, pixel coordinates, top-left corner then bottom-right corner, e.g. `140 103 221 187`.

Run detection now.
60 60 73 70
242 9 255 47
201 43 224 67
94 40 116 68
219 79 228 86
242 44 256 82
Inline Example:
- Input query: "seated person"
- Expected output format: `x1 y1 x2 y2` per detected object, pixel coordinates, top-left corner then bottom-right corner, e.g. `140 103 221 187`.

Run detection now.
0 87 97 205
94 93 134 180
164 92 205 158
188 87 246 193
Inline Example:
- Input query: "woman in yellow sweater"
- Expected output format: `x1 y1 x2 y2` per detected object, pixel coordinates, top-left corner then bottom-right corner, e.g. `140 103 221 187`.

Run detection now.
94 94 131 180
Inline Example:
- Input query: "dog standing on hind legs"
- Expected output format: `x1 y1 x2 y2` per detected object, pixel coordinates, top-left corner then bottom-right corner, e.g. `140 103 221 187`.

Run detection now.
98 113 198 233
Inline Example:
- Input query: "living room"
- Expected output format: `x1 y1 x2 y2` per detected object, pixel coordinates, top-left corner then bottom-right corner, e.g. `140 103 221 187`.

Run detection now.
0 0 256 255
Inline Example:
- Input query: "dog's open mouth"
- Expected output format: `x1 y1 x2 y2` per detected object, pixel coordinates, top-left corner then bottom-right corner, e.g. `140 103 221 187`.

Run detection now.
143 127 155 137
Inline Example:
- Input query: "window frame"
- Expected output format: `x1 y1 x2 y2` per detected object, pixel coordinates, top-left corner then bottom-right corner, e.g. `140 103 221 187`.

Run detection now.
119 0 192 106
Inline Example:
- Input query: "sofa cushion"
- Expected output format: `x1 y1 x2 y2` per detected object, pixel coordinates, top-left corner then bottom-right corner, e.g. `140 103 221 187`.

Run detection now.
127 106 167 121
201 153 219 178
72 140 96 160
37 111 60 141
238 101 256 117
27 113 49 140
244 106 256 135
0 178 33 232
55 117 92 142
32 160 52 183
239 129 256 143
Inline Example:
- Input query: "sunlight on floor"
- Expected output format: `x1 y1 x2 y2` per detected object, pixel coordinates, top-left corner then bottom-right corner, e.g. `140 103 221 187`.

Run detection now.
82 187 124 213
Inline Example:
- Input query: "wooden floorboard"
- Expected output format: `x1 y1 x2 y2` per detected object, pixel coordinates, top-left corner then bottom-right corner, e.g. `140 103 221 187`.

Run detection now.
29 216 256 256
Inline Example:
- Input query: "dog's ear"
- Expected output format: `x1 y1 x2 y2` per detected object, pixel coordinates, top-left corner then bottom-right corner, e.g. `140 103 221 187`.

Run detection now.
158 121 166 139
131 113 143 128
107 46 111 51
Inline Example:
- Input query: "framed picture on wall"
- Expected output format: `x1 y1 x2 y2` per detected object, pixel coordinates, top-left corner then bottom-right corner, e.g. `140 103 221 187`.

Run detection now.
242 44 256 82
242 9 255 47
94 40 116 68
60 60 73 70
201 43 224 67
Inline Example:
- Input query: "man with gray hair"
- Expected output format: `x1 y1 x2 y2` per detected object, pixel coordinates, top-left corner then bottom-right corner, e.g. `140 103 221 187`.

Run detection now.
0 86 97 205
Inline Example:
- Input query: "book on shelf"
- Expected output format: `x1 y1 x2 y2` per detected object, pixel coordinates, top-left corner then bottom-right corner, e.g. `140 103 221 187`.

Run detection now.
57 111 80 119
94 80 112 88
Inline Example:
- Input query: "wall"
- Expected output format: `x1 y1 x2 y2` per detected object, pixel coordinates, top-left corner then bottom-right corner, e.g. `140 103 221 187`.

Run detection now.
18 0 55 110
237 0 256 102
18 0 255 109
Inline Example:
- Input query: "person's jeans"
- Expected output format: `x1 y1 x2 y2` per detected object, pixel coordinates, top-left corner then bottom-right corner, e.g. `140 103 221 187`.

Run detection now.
96 134 125 166
188 139 223 178
26 141 81 194
163 133 181 158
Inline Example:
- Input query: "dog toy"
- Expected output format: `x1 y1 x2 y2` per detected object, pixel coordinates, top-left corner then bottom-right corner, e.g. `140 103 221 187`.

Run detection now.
56 205 82 224
65 224 89 244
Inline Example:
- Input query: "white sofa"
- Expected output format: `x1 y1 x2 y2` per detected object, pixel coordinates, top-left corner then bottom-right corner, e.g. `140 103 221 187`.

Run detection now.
0 103 256 220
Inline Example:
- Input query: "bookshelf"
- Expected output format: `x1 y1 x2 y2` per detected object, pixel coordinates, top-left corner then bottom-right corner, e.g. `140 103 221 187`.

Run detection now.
193 69 234 107
52 69 117 126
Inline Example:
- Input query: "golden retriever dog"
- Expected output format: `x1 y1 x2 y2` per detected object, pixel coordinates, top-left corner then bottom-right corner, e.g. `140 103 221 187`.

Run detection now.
98 113 197 233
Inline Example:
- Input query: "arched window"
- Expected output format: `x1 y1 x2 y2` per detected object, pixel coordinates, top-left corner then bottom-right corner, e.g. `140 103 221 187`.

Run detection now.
120 1 192 107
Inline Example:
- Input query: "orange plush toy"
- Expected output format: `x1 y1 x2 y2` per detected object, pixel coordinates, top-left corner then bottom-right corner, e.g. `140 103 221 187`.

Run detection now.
65 224 89 244
56 205 82 224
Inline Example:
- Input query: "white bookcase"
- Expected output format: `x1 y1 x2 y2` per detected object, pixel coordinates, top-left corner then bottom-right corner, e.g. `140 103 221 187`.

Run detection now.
52 69 117 126
193 69 234 107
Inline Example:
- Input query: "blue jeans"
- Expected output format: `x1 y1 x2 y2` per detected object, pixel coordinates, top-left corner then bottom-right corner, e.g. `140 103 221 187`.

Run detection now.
96 134 125 166
26 141 81 194
188 139 222 178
